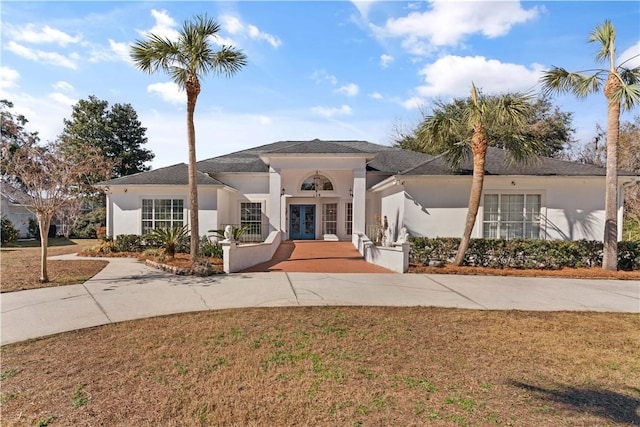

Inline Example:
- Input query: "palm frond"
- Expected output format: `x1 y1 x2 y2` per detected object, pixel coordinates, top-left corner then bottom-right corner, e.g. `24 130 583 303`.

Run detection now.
610 83 640 111
211 47 249 77
540 67 603 97
588 20 615 67
619 66 640 85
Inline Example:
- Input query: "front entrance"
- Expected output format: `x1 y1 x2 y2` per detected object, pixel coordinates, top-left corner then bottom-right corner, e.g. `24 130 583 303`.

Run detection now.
289 204 315 239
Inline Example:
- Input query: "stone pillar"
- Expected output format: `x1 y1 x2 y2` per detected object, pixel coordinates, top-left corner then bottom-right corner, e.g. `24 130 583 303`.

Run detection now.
268 167 282 233
352 167 366 235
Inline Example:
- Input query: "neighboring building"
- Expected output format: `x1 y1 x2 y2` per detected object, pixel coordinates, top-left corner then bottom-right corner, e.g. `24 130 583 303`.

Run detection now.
99 139 639 244
1 185 36 238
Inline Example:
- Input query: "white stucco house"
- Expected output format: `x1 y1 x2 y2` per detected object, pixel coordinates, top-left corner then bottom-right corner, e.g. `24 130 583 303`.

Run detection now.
1 185 36 238
99 139 638 248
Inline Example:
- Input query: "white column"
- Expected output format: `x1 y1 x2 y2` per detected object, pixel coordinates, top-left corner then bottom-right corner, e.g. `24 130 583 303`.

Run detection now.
352 167 366 235
268 167 282 232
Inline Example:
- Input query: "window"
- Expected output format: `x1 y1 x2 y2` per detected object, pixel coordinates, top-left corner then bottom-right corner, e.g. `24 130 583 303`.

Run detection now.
301 174 333 191
345 202 353 235
322 203 337 234
241 202 262 238
142 199 184 235
483 194 541 239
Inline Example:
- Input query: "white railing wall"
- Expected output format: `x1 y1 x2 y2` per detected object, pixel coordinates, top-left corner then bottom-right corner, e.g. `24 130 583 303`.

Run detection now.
222 230 282 273
353 233 410 273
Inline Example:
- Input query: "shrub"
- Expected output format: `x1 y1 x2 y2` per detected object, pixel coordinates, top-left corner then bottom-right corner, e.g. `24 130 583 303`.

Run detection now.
409 237 639 270
70 208 106 238
114 234 143 252
200 236 223 258
147 226 189 258
26 217 57 239
1 216 19 244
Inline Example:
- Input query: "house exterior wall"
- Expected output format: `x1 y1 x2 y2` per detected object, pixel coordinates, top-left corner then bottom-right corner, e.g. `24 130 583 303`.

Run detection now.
106 186 219 238
394 176 609 241
1 196 35 238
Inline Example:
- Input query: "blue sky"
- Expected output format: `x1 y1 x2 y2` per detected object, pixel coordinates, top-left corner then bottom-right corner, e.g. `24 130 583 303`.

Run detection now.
2 1 639 169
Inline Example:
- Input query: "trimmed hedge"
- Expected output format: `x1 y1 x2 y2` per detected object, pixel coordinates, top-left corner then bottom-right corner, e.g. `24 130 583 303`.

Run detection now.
410 237 640 271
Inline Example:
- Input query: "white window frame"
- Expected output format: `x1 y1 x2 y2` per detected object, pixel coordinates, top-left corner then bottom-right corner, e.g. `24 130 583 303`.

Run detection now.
141 198 185 235
239 201 264 240
322 202 338 235
345 202 353 235
482 193 542 239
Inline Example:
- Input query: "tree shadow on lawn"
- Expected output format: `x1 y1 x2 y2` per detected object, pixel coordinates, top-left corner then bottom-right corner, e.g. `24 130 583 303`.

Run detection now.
512 381 640 425
4 238 78 248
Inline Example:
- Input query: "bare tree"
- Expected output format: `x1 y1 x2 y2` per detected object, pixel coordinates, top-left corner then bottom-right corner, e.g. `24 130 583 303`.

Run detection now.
1 140 110 282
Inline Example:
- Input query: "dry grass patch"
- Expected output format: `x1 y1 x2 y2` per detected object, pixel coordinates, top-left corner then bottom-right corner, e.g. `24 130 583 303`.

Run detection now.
0 239 107 293
2 307 638 426
410 264 640 280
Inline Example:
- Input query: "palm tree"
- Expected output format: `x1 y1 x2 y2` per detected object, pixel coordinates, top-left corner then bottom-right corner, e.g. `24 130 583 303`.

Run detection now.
416 83 535 266
540 20 640 271
131 14 247 261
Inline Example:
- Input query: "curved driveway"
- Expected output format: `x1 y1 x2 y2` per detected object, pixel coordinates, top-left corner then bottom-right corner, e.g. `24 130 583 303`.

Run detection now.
1 254 639 345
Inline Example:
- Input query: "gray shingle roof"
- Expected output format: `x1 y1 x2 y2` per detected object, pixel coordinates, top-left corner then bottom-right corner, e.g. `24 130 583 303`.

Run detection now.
197 139 434 175
401 146 636 176
98 163 225 186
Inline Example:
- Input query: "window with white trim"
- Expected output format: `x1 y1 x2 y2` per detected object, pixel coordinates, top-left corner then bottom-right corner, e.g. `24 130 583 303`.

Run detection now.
345 202 353 235
322 203 337 234
483 194 541 239
301 174 333 191
141 199 184 235
240 202 262 238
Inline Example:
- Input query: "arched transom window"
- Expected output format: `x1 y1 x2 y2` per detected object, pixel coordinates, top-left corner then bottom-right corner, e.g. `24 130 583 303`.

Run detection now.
301 173 333 191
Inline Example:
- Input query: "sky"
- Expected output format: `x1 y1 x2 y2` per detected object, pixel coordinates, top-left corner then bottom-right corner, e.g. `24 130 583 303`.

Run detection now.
1 1 639 169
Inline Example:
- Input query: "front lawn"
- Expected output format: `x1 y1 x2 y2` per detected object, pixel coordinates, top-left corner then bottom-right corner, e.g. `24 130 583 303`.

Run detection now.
0 239 107 293
1 307 638 425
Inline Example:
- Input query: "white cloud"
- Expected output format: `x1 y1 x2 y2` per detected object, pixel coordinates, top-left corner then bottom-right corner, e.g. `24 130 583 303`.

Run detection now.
52 81 73 92
138 9 180 41
220 14 281 48
5 41 78 69
401 96 424 110
311 69 338 86
351 1 380 19
109 40 132 63
48 92 77 106
310 104 352 118
256 115 272 125
380 54 394 68
619 41 640 69
372 0 541 55
414 55 543 99
147 82 185 104
0 67 20 90
334 83 360 97
6 24 82 46
369 92 383 100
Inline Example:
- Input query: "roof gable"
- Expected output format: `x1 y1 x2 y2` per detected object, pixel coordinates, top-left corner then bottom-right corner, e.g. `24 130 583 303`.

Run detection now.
401 146 636 177
98 163 224 186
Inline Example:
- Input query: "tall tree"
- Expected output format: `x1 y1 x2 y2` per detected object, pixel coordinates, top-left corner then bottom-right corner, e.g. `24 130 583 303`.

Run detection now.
540 20 640 270
131 14 247 260
415 84 534 266
2 139 110 282
395 95 574 158
60 95 154 180
1 100 40 174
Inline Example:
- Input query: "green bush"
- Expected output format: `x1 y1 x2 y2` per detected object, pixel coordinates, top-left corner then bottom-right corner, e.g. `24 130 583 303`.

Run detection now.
1 216 19 244
70 208 106 238
147 226 189 258
114 234 143 252
26 217 57 239
200 236 223 258
409 237 639 270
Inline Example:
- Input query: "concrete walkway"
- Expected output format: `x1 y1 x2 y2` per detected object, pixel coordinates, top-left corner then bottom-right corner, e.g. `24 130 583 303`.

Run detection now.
1 254 639 346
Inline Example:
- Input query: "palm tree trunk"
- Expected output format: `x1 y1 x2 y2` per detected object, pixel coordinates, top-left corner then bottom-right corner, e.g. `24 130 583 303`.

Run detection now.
454 129 488 266
186 75 201 261
602 74 621 271
38 213 51 283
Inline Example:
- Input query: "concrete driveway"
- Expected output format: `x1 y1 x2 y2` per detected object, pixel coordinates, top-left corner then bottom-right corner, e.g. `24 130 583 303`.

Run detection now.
1 255 638 345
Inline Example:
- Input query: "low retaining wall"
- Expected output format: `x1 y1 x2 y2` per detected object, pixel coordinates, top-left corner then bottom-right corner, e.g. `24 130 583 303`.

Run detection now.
222 231 282 273
353 233 410 273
